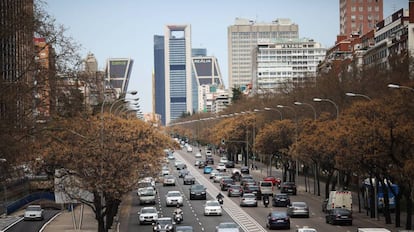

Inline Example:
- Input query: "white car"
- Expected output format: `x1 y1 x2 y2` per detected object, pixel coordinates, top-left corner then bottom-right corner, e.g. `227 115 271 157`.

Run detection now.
216 222 240 232
204 200 222 216
219 156 228 164
186 146 193 153
24 204 44 221
209 169 220 179
165 190 184 206
138 206 158 225
213 173 225 183
194 152 202 158
297 226 318 232
216 163 226 172
163 175 176 186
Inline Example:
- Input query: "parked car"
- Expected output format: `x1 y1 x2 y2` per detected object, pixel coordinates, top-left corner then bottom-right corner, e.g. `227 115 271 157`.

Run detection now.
204 200 222 216
220 178 235 191
266 211 290 230
163 175 176 186
138 206 158 225
204 166 213 174
240 166 250 174
325 208 353 225
280 182 297 195
263 176 281 188
215 222 240 232
287 201 310 218
24 204 44 221
225 160 235 168
240 193 258 207
153 217 175 232
227 185 243 197
189 184 207 200
272 193 291 207
183 174 195 185
165 190 183 206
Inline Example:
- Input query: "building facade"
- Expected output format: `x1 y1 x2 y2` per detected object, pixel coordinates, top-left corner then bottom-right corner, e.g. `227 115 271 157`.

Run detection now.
105 58 133 98
227 18 299 91
253 38 326 93
153 35 166 125
339 0 383 36
164 25 192 125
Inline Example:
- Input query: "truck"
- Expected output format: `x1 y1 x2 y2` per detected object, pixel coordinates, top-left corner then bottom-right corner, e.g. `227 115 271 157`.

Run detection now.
325 190 352 212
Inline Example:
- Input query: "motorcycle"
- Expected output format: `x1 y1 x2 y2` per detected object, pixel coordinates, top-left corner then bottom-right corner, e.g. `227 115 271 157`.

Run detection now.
217 196 224 205
173 212 183 224
263 195 269 208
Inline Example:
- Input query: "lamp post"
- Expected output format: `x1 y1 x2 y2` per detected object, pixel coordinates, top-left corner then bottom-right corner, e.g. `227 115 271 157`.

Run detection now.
345 92 372 101
294 101 316 120
263 107 283 120
387 83 414 92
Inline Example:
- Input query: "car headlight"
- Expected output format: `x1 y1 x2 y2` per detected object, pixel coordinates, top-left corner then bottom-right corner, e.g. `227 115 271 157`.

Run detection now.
191 191 195 194
201 191 205 194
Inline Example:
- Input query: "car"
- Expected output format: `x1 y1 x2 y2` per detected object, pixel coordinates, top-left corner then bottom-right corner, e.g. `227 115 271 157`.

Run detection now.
325 208 353 225
195 152 202 158
266 211 290 230
213 173 225 183
138 187 157 205
198 160 206 168
161 166 170 176
297 226 318 232
206 150 212 156
240 193 258 207
176 225 194 232
153 217 175 232
287 201 310 218
225 161 235 168
167 154 175 160
209 169 220 179
189 184 207 200
174 159 183 167
165 190 183 206
227 185 243 197
194 159 202 166
205 156 214 165
272 193 291 207
220 178 235 191
204 165 213 174
240 175 255 186
24 204 44 221
215 222 240 232
240 166 249 174
242 184 260 198
178 169 189 178
183 174 195 185
263 176 281 188
216 163 227 172
163 175 176 186
204 200 222 216
219 156 228 164
138 206 158 224
280 182 297 195
186 146 193 153
176 163 187 170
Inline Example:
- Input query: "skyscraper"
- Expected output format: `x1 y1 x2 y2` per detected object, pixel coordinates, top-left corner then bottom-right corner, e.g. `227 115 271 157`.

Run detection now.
164 25 192 125
153 35 166 125
227 18 299 91
339 0 383 36
105 58 133 98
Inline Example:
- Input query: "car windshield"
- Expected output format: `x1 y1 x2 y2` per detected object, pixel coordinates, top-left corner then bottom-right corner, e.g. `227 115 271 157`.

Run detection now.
271 211 287 217
276 194 288 198
157 219 172 226
230 185 241 189
167 192 181 197
192 185 204 190
219 222 237 228
247 186 259 190
27 205 41 211
243 194 255 198
206 201 220 206
333 208 351 214
141 208 157 214
141 189 155 195
292 202 307 207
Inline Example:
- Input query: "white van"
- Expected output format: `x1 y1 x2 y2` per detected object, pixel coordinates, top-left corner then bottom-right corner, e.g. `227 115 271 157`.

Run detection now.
326 190 352 211
259 180 274 196
357 228 391 232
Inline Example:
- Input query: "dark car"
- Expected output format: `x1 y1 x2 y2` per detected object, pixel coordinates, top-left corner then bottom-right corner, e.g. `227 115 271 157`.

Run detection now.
152 217 175 232
240 166 249 174
189 184 207 200
272 193 291 207
325 208 353 225
280 182 297 195
240 175 255 186
183 174 195 185
205 156 214 165
227 185 243 197
220 178 235 191
243 184 260 198
198 160 206 169
225 161 235 168
178 169 189 178
266 211 290 230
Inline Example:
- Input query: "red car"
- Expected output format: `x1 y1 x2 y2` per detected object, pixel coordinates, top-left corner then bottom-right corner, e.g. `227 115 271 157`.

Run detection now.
263 176 281 188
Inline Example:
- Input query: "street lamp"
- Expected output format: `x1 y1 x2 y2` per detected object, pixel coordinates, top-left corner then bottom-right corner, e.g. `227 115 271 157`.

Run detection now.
387 83 414 92
313 98 339 119
294 101 316 120
263 107 283 120
345 92 372 101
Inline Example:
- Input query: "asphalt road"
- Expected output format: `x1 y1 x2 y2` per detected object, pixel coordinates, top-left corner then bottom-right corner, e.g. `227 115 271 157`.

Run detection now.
5 210 60 232
119 147 399 232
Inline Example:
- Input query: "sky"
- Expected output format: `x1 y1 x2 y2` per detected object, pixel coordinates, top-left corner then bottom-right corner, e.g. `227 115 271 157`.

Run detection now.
45 0 408 114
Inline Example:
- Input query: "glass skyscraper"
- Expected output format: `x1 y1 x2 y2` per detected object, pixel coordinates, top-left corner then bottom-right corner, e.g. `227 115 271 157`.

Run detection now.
153 35 166 125
105 58 133 98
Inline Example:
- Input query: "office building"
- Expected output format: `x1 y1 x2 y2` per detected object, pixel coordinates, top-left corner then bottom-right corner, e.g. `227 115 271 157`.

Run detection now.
253 38 326 93
153 35 166 125
164 25 192 125
339 0 383 36
105 58 133 98
228 18 299 91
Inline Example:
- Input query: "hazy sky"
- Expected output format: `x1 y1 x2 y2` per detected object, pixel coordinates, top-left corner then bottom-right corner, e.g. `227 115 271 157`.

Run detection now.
45 0 407 113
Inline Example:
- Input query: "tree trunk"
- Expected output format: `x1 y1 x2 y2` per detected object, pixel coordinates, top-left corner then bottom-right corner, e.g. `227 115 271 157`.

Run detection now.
368 177 376 218
316 162 321 196
405 187 413 230
325 171 333 199
379 179 392 224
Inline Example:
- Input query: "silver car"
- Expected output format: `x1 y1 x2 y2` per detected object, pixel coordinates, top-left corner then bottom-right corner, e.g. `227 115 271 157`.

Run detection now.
216 222 240 232
239 193 257 207
287 201 309 218
24 205 44 221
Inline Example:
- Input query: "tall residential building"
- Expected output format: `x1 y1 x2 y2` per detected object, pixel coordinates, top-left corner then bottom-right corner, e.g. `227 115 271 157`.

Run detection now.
253 38 326 93
105 58 133 98
164 25 192 125
339 0 383 36
227 18 299 91
153 35 166 125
